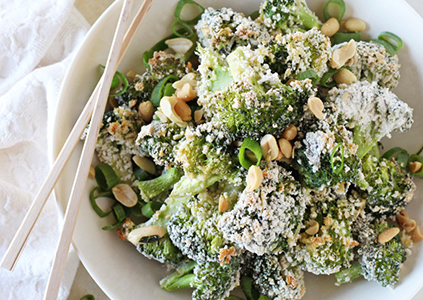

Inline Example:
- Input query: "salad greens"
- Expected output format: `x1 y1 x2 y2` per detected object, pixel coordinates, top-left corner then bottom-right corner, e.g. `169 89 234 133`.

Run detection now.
87 0 423 299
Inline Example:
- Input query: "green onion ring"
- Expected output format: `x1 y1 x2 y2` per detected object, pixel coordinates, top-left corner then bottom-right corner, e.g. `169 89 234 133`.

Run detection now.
100 65 129 96
172 20 195 38
164 82 177 97
381 147 408 160
323 0 346 22
151 75 179 106
89 187 113 218
330 143 345 174
239 138 263 170
79 295 95 300
142 201 163 218
174 0 205 25
378 31 403 51
370 38 396 56
95 164 119 191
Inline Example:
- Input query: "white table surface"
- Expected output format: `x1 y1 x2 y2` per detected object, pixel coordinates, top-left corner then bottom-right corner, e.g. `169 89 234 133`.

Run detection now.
69 0 423 299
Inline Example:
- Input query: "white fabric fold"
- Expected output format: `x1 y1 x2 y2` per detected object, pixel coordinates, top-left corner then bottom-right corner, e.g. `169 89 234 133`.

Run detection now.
0 1 89 299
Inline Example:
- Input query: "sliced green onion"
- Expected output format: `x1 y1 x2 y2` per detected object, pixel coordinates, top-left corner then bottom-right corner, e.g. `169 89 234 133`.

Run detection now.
397 152 410 168
164 82 177 97
174 0 205 25
134 167 152 181
172 20 195 38
323 0 346 22
320 67 352 88
95 164 119 191
101 203 128 231
381 147 408 160
332 32 361 45
142 201 163 218
130 203 144 218
416 145 423 156
370 38 396 56
89 187 113 218
378 31 403 52
297 70 319 84
241 276 260 300
79 295 95 300
407 154 423 178
239 138 263 170
249 10 260 20
330 143 345 174
100 65 129 96
151 75 179 106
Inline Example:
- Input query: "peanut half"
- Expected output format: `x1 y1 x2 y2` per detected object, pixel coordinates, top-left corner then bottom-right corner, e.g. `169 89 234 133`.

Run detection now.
330 40 357 69
344 18 366 33
281 124 297 141
278 138 293 159
260 134 279 161
305 220 320 236
307 97 324 119
321 17 340 37
246 165 263 191
378 227 400 244
112 184 138 208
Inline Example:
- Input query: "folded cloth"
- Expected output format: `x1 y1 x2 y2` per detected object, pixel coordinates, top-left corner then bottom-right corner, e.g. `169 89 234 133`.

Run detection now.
0 1 89 299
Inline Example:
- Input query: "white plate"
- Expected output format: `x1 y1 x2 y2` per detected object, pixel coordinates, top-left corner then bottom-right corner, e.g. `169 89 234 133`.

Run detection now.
53 0 423 299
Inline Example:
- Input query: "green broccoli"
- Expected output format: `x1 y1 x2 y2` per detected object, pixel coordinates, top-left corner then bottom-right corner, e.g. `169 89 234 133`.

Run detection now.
137 167 184 201
267 28 332 80
326 81 413 158
336 219 407 287
288 190 363 275
218 162 307 255
195 7 270 54
174 133 242 180
248 253 306 300
115 51 188 105
292 120 361 190
258 0 321 31
160 259 241 300
95 107 144 184
358 153 416 217
136 119 185 168
332 41 400 90
167 187 239 264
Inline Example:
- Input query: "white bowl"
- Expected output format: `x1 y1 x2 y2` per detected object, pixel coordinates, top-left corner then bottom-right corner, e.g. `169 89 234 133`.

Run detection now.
53 0 423 299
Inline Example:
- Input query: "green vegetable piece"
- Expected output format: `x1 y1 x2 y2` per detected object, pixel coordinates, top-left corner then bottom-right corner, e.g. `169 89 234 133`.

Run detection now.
137 167 184 201
378 31 403 51
242 276 260 300
89 187 113 218
332 32 361 44
164 83 176 97
151 75 179 106
323 0 346 22
142 201 163 218
335 261 363 285
297 70 319 84
160 260 198 291
95 164 119 191
99 65 129 96
79 295 95 300
239 138 263 170
134 167 151 181
174 0 205 25
330 143 345 174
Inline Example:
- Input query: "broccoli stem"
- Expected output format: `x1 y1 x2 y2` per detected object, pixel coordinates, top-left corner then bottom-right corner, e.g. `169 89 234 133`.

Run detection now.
160 261 198 291
335 262 363 285
170 174 222 197
137 167 184 201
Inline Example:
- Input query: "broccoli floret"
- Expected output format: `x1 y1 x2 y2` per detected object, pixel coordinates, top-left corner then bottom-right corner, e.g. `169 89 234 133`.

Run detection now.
289 189 363 275
195 7 270 54
174 133 242 180
168 188 239 264
218 162 307 255
267 28 332 80
333 41 400 90
161 259 241 300
326 81 413 158
136 119 185 167
95 106 144 184
248 254 306 300
292 120 361 190
258 0 321 31
115 51 188 105
201 79 314 140
336 219 407 287
358 153 416 217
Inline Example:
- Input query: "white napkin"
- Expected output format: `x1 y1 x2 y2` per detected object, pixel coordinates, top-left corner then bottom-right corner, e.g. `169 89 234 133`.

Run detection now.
0 1 89 299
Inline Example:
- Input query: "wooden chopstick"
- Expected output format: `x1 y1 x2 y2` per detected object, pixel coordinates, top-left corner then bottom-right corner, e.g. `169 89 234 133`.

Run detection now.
0 0 154 272
43 0 135 298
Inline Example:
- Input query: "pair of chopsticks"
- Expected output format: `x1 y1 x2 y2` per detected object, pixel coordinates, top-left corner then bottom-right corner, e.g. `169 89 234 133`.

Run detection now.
0 0 154 298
